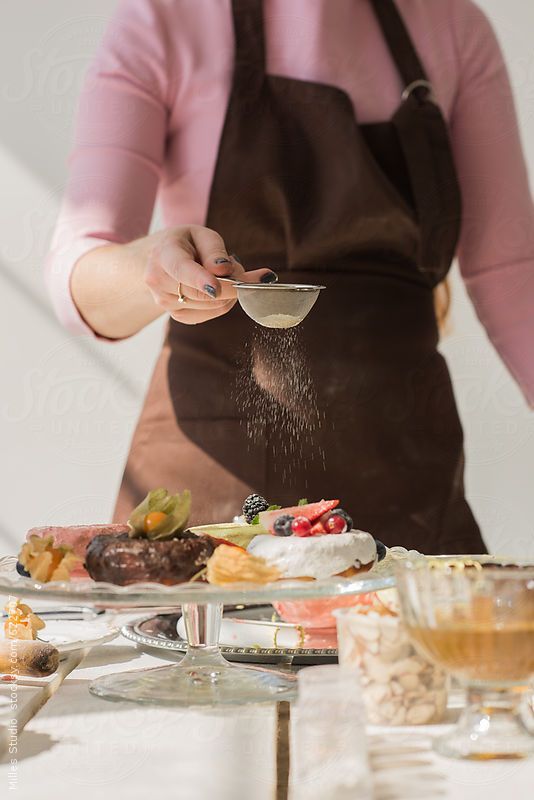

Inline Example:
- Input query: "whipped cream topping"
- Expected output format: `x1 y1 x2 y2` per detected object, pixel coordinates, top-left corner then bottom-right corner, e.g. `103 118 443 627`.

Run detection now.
247 530 377 579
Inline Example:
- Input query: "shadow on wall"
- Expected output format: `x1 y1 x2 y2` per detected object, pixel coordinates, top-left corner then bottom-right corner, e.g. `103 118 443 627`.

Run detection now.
0 259 139 397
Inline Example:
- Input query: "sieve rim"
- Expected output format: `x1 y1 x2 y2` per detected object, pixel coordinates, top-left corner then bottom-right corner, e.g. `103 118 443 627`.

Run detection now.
235 283 326 292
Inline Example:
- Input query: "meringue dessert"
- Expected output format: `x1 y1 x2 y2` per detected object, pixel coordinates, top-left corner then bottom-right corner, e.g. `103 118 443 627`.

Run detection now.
247 530 377 580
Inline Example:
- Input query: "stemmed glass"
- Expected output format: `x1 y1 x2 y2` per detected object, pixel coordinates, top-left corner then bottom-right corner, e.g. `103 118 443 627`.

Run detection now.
395 556 534 760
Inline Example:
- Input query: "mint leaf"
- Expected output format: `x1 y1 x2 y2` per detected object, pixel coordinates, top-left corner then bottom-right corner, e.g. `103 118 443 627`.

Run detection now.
266 504 281 512
298 498 308 506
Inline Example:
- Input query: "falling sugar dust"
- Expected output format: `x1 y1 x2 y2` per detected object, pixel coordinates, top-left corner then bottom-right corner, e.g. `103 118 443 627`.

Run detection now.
234 326 326 486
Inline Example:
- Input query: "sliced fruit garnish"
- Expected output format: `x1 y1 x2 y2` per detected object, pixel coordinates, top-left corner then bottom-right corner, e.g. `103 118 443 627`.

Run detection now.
128 488 191 540
189 523 266 549
260 499 339 532
310 520 326 535
206 544 280 585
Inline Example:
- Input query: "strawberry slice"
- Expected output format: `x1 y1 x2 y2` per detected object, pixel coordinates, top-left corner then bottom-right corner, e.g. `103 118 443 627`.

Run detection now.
310 520 326 535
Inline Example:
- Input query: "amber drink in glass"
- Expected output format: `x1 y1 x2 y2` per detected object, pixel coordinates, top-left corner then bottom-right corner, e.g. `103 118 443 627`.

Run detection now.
395 557 534 759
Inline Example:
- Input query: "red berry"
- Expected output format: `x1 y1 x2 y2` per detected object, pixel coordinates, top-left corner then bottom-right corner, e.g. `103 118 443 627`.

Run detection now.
324 514 348 535
291 516 312 537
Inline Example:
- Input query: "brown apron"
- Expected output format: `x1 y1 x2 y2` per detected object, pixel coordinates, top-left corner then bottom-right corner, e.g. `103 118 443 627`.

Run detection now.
114 0 486 556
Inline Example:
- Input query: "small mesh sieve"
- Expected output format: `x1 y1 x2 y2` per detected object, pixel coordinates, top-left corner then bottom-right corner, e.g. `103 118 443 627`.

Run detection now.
219 278 325 328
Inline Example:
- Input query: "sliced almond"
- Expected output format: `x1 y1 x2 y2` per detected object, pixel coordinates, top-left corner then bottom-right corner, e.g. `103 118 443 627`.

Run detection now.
397 673 420 691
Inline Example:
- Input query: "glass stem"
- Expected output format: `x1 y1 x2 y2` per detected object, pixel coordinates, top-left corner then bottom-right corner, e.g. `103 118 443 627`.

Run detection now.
466 684 525 718
434 682 534 759
180 602 227 670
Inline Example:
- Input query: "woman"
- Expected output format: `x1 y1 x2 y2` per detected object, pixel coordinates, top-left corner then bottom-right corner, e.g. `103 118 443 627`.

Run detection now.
46 0 534 554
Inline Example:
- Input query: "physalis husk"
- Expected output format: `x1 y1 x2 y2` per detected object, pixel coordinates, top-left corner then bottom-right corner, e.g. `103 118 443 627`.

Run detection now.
18 535 80 582
4 599 45 640
128 488 191 540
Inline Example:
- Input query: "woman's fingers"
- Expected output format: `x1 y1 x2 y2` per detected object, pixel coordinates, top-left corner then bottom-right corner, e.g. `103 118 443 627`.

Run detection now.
157 291 231 313
170 299 236 325
239 267 279 284
145 226 278 327
188 226 235 277
158 242 221 298
155 228 230 297
183 228 279 288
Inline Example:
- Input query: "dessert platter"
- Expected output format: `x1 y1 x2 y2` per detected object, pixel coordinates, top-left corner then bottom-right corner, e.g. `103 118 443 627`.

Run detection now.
2 488 532 760
0 488 400 705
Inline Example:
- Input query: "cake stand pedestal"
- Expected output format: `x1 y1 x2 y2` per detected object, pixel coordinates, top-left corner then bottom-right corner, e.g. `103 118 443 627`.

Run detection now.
90 602 296 705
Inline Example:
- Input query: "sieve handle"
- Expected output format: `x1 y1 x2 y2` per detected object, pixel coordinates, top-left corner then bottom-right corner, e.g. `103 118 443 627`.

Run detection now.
217 276 241 285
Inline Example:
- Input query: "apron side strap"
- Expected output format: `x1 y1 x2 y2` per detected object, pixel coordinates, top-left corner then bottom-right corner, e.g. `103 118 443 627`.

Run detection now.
370 0 430 97
231 0 266 87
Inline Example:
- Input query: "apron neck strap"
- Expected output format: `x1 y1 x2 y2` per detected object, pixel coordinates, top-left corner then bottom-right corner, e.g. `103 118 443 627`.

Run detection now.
230 0 431 101
231 0 266 83
371 0 430 96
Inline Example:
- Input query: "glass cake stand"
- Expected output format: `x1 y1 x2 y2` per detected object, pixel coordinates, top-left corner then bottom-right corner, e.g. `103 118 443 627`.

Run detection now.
0 556 394 706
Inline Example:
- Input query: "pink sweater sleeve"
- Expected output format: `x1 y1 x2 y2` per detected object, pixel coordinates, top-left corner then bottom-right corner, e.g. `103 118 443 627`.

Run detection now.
450 0 534 406
44 0 169 336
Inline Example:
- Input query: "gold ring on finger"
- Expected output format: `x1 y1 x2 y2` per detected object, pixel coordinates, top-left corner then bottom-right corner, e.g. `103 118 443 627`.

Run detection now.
177 283 187 304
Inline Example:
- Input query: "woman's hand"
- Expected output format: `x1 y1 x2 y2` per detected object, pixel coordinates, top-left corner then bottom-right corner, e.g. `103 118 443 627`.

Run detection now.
71 225 277 339
144 225 277 325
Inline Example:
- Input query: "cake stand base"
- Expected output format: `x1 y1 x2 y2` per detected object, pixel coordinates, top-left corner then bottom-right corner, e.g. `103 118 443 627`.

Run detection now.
434 686 534 760
89 601 297 706
89 658 296 706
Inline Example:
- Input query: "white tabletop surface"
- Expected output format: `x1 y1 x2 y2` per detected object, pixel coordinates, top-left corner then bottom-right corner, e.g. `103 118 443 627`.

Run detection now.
0 635 532 800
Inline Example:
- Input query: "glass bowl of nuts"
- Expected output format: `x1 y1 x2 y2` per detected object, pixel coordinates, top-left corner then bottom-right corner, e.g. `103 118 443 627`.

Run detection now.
334 589 448 726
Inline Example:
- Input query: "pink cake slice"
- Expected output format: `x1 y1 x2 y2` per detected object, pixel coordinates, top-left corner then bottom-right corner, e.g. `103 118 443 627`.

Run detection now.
27 524 130 578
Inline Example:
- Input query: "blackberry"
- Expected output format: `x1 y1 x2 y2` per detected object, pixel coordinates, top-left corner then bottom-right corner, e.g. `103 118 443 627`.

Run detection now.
242 493 270 523
375 540 387 562
273 514 295 537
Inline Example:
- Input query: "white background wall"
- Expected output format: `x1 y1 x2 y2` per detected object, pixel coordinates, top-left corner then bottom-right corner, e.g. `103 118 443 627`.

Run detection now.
0 1 533 556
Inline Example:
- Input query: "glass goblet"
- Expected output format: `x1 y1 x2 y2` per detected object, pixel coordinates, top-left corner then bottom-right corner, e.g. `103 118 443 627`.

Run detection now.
395 556 534 760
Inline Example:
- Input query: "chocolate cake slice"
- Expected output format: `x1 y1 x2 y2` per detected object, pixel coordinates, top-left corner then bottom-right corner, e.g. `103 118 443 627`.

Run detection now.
85 532 216 586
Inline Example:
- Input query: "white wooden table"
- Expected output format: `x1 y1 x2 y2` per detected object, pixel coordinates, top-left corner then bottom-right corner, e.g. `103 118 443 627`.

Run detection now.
0 637 532 799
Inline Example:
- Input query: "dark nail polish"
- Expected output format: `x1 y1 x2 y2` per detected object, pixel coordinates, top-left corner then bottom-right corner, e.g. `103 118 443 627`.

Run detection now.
204 284 217 298
214 257 231 265
230 253 242 265
260 271 278 284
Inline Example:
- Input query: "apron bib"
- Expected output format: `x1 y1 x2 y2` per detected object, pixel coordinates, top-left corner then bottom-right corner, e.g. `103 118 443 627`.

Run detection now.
114 0 485 555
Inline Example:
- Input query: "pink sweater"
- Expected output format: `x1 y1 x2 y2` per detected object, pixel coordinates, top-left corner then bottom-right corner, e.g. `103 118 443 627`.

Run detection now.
46 0 534 405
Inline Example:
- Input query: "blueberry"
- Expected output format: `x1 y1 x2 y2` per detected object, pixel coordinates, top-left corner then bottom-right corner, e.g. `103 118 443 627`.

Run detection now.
16 561 30 577
375 540 387 562
273 514 294 537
